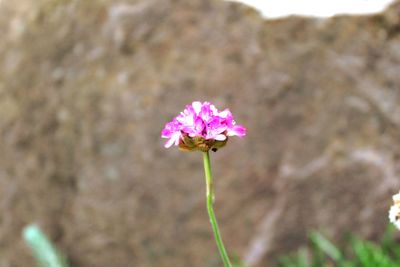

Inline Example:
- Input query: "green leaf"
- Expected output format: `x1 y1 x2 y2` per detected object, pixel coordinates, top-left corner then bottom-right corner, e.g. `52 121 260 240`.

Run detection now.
310 232 342 262
22 224 69 267
278 226 400 267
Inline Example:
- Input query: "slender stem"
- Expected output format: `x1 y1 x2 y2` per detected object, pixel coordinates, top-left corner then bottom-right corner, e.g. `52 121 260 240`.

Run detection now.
202 151 232 267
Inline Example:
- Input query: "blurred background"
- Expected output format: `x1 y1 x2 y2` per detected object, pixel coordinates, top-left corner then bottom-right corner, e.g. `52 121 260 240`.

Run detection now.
1 0 400 266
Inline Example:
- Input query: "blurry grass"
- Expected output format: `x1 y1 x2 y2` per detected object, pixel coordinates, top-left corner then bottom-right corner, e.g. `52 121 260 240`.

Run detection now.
23 225 69 267
279 226 400 267
21 224 399 267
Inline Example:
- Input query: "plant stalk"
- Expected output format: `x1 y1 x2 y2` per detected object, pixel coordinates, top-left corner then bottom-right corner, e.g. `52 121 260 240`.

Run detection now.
202 151 232 267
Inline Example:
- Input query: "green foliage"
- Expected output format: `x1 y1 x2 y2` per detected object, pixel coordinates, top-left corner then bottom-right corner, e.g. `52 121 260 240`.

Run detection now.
279 226 400 267
22 225 69 267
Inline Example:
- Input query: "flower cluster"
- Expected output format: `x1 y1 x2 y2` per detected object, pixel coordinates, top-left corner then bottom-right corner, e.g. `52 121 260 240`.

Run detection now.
389 191 400 230
161 101 246 152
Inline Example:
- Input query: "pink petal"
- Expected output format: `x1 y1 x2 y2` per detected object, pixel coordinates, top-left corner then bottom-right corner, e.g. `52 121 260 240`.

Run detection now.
161 128 171 138
194 118 204 133
209 104 219 114
228 125 246 137
164 132 181 148
192 101 202 115
200 103 213 122
164 137 176 148
176 114 194 126
218 109 232 119
173 133 181 146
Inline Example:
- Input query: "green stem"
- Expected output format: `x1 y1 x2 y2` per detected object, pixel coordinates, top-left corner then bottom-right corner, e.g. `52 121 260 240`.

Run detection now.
202 151 232 267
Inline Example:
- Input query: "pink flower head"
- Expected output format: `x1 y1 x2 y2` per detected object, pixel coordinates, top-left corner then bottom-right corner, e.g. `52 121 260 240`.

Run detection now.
162 101 246 151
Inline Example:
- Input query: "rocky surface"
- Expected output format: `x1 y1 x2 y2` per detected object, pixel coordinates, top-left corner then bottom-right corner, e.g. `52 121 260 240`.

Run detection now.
1 0 400 266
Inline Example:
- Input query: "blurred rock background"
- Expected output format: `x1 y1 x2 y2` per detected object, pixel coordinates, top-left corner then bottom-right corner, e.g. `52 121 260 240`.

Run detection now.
1 0 400 266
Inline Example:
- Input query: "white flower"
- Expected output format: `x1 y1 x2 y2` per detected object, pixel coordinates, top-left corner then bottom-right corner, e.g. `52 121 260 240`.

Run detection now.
389 191 400 230
389 204 400 230
393 192 400 204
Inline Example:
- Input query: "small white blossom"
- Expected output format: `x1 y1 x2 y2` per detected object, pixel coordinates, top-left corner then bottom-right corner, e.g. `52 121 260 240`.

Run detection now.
389 205 400 229
393 192 400 204
389 191 400 230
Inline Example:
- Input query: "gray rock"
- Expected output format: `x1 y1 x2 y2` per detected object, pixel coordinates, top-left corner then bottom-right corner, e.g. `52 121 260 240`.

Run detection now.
0 0 400 266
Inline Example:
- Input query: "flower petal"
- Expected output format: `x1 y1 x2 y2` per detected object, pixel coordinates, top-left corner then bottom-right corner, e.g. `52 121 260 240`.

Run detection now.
192 101 202 115
161 128 171 138
227 125 246 137
218 109 232 119
164 132 181 148
164 137 176 148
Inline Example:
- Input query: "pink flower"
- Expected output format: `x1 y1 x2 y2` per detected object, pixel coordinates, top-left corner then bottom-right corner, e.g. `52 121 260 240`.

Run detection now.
162 101 246 150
